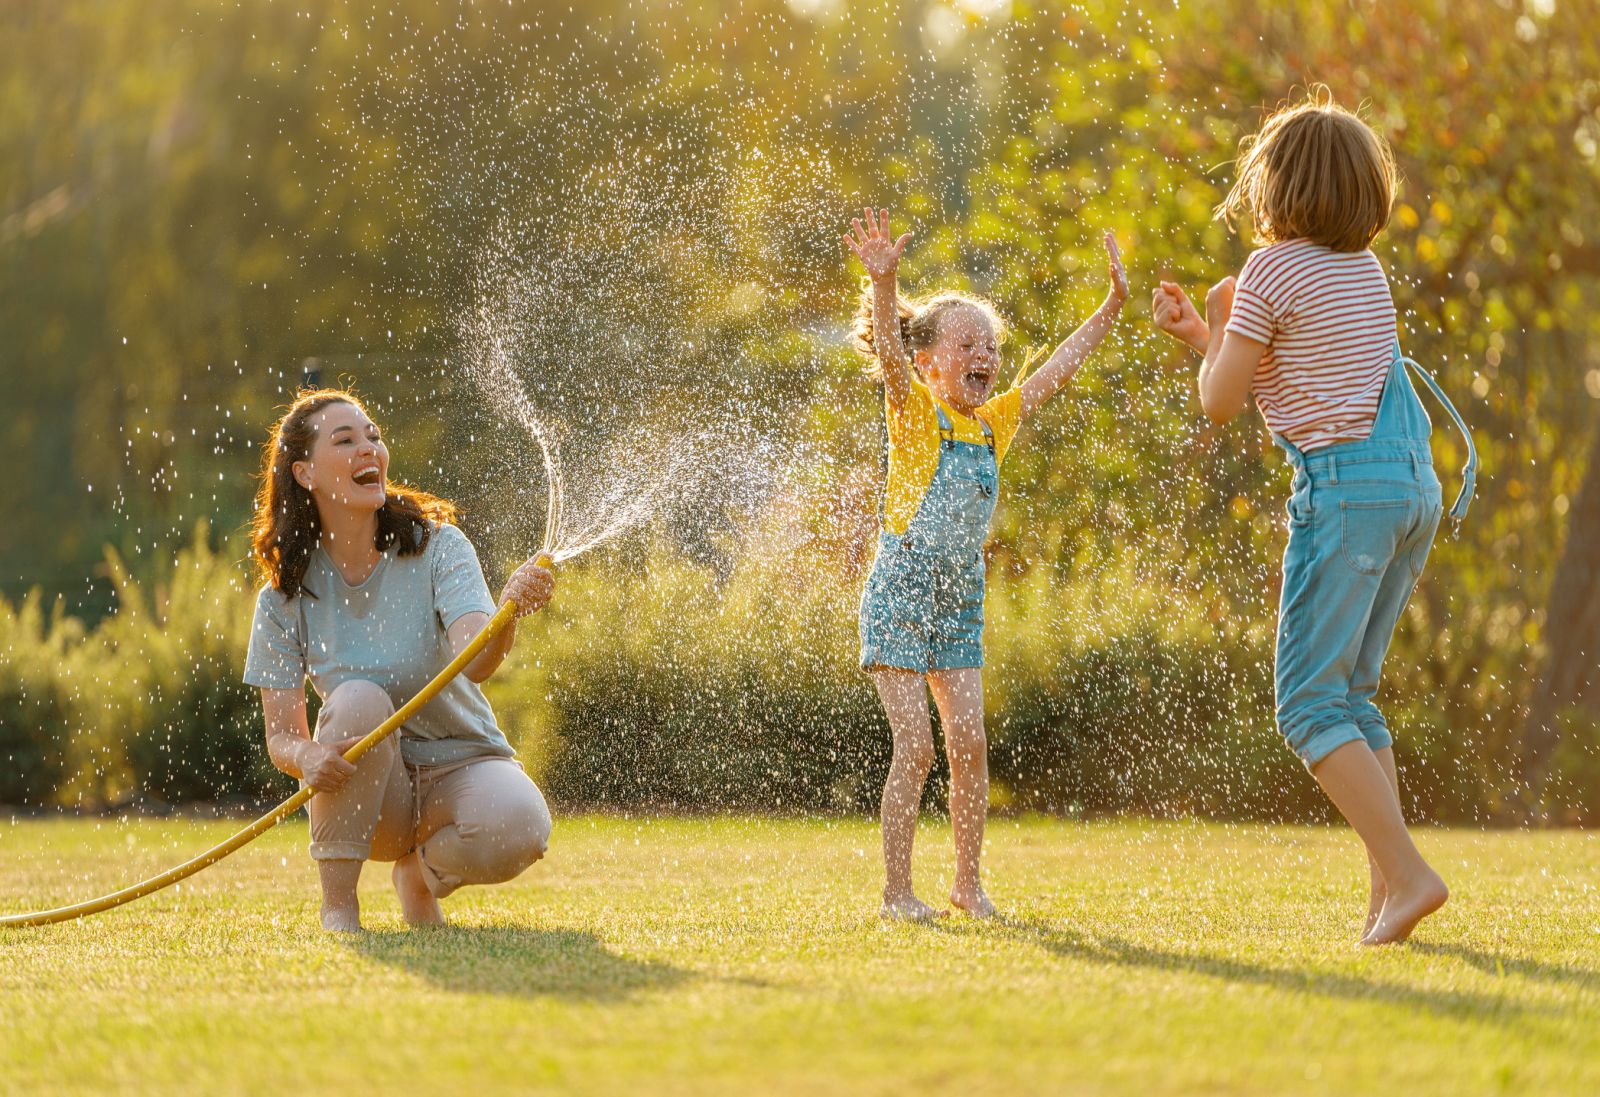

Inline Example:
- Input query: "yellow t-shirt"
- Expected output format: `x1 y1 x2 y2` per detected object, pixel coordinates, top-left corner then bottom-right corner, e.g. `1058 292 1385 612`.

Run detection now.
880 378 1023 536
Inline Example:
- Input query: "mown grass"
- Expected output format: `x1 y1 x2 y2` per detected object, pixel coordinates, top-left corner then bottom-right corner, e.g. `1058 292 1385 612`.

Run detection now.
2 815 1597 1096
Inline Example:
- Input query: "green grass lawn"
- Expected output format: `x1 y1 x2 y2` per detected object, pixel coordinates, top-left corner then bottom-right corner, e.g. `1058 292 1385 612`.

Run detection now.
2 815 1597 1096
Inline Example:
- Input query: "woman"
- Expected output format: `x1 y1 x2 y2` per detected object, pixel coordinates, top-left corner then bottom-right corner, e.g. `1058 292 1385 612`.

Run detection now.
244 388 555 932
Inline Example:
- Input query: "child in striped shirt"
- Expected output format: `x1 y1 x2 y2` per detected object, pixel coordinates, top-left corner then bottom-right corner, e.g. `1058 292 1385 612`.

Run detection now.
1152 90 1476 945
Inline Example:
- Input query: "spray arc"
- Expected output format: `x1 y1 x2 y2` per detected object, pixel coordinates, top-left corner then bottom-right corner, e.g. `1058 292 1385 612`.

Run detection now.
5 282 606 929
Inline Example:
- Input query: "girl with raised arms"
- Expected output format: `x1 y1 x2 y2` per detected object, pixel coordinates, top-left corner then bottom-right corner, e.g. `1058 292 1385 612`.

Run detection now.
845 209 1127 920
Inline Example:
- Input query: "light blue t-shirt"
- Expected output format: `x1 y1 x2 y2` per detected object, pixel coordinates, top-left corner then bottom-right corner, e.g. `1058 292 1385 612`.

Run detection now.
243 522 513 767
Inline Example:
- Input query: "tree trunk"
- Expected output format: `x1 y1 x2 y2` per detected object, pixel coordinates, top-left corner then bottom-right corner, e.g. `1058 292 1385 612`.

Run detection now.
1518 413 1600 817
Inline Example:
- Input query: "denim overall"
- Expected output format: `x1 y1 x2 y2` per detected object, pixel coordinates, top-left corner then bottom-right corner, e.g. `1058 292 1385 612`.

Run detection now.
1274 345 1477 767
859 405 999 672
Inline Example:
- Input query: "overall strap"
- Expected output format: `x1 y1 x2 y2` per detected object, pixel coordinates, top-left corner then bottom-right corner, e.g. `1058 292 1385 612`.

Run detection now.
878 410 889 528
935 403 996 455
975 412 996 455
1396 344 1477 535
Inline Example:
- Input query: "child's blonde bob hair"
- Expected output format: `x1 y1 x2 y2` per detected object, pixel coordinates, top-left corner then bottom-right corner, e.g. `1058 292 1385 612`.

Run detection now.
1216 87 1399 253
849 283 1008 379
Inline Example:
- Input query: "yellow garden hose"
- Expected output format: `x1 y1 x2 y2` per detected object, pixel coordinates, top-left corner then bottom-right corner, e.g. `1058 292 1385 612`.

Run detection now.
2 556 546 928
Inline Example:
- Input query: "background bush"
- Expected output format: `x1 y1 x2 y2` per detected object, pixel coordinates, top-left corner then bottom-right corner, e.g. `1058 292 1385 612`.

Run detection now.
3 520 1597 821
0 594 79 805
0 526 293 808
2 1 1596 819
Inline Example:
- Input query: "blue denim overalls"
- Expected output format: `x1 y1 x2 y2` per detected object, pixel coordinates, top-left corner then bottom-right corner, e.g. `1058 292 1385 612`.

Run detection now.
1274 345 1477 767
859 405 999 672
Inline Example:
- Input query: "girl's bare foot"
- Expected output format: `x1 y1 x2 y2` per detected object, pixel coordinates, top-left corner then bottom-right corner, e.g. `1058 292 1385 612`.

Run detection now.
392 852 445 926
320 905 362 933
881 892 945 922
1361 870 1448 946
949 885 997 919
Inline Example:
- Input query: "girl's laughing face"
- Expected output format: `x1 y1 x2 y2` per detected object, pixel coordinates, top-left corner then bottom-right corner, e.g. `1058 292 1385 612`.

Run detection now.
917 305 999 414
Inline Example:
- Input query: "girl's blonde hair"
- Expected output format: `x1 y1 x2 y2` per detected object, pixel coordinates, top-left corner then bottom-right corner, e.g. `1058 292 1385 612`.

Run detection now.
849 283 1008 378
1216 87 1398 253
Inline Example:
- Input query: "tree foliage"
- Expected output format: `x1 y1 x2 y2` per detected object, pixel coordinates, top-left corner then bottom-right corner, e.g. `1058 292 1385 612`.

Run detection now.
2 0 1596 816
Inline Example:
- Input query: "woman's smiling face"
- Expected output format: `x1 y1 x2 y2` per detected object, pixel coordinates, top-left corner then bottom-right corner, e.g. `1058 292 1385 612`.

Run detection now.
292 400 389 512
916 304 1000 413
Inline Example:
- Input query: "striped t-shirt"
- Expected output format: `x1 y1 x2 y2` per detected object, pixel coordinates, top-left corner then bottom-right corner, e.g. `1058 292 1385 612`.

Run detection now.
1225 239 1398 452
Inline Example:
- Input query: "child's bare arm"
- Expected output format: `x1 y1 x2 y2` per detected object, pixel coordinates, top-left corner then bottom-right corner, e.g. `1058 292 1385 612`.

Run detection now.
1195 277 1265 424
1153 276 1263 423
844 208 913 413
1152 281 1208 352
1018 233 1128 418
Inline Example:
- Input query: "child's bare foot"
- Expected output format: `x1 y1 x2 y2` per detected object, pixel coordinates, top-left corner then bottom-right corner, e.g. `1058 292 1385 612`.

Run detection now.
1365 878 1387 937
320 905 362 933
881 892 945 922
1361 870 1448 946
949 885 997 920
392 852 445 927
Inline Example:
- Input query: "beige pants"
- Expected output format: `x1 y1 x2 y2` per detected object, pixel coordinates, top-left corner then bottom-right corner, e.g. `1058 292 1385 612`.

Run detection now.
307 680 552 898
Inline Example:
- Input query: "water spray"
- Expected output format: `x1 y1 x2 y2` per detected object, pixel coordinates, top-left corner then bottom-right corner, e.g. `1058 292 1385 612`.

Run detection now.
0 554 553 929
5 228 776 928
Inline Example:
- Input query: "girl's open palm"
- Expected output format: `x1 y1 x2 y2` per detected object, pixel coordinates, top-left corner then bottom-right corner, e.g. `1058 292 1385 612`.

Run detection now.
845 208 911 280
1104 232 1129 309
1152 281 1208 352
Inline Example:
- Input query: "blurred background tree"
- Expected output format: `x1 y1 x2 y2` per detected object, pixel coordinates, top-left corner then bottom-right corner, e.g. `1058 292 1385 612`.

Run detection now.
2 0 1595 819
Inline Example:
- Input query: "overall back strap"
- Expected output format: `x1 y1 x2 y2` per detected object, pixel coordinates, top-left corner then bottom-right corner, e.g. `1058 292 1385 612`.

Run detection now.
1397 346 1478 535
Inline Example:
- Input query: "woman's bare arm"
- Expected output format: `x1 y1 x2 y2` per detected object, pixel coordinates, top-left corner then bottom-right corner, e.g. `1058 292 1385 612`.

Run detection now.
447 558 555 684
260 686 354 792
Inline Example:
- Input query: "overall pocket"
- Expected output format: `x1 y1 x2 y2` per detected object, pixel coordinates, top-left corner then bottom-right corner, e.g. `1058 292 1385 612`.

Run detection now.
1339 499 1414 576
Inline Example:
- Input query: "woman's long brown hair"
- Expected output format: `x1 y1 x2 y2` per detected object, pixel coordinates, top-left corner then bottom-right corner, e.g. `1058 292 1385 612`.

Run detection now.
251 389 460 599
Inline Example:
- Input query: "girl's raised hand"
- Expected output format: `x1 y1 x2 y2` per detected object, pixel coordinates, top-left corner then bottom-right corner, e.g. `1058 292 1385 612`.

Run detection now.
1152 281 1208 353
844 208 911 281
1103 232 1129 310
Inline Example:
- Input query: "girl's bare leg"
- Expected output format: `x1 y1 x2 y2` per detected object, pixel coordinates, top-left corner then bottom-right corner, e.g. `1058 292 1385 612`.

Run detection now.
1311 741 1447 945
873 669 940 920
1364 747 1402 936
928 668 995 918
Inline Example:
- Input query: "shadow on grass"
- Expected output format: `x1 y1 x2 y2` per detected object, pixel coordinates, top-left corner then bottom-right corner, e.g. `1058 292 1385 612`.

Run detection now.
931 916 1564 1021
345 926 692 1002
1410 942 1600 991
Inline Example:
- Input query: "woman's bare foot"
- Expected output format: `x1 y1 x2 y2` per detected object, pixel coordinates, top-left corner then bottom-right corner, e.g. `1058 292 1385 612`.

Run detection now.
881 892 945 922
949 885 997 919
320 905 362 933
392 852 445 926
318 859 364 933
1361 870 1448 946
